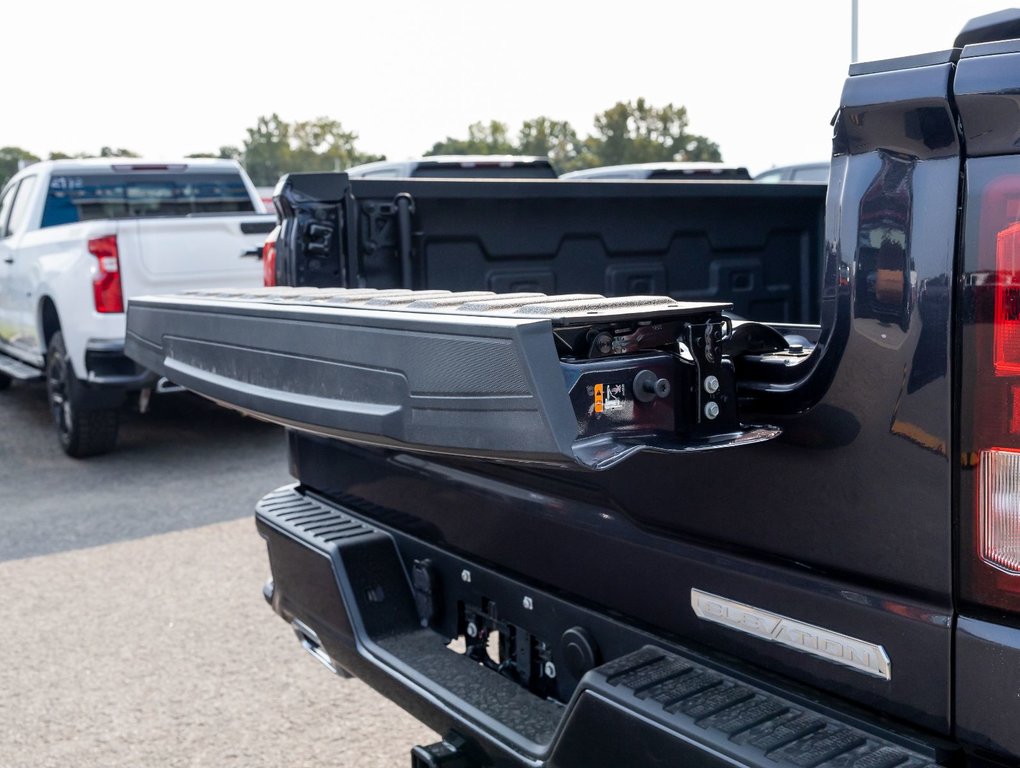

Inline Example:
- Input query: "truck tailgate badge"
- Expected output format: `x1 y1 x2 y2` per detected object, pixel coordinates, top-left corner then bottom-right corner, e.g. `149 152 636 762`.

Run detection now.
691 589 892 680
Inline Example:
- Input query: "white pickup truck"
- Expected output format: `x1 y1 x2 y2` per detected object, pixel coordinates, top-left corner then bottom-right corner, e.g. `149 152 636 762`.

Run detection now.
0 158 276 456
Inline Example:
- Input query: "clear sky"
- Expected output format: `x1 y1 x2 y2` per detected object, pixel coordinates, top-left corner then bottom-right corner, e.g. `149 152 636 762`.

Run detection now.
4 0 1013 176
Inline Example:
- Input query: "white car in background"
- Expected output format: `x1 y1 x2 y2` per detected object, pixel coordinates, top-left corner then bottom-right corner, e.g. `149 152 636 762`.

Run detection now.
0 158 275 456
560 161 751 180
345 155 559 179
753 161 830 183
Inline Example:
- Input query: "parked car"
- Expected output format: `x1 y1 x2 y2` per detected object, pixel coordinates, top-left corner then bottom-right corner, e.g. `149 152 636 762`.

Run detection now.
560 161 751 180
255 185 276 211
754 161 830 183
345 155 559 179
0 158 274 456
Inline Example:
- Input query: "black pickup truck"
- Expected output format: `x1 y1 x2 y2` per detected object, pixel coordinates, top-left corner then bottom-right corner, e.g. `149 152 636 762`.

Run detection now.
125 10 1020 767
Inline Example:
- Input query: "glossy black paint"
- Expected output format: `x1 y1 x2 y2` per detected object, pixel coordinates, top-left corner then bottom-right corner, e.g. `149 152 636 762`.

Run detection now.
955 616 1020 758
955 47 1020 157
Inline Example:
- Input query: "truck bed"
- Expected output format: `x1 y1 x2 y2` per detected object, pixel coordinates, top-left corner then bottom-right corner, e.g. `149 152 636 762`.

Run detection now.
273 174 826 327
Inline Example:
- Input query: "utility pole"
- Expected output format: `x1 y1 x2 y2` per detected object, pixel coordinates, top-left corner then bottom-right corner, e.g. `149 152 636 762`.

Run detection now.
851 0 859 63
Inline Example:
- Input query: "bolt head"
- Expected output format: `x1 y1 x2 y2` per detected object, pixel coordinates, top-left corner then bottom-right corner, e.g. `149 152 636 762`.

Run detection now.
704 375 720 394
704 401 720 420
460 569 471 583
466 621 478 638
522 596 534 611
544 661 557 678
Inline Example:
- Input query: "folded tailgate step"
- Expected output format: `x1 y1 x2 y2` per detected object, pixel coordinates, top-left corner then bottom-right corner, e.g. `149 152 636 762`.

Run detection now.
126 287 779 469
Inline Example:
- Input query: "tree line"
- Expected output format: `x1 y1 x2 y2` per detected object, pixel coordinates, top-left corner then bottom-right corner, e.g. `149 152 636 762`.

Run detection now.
1 98 722 189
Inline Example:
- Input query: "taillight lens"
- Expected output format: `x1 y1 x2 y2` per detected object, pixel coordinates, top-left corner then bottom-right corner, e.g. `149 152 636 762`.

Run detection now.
263 226 279 287
979 448 1020 573
959 163 1020 612
994 222 1020 374
88 235 123 313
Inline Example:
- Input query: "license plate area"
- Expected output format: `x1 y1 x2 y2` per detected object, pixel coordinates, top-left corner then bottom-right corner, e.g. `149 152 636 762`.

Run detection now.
396 522 662 707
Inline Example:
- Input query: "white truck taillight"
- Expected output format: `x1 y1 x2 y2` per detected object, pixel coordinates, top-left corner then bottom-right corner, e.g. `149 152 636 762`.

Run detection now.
88 235 123 313
263 225 279 287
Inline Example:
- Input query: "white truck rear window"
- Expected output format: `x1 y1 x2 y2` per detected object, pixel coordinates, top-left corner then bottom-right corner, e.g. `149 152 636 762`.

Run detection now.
41 172 255 227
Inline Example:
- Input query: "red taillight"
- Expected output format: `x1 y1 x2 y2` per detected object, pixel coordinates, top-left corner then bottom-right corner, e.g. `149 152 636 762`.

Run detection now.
994 222 1020 374
961 168 1020 611
262 227 279 287
88 235 123 313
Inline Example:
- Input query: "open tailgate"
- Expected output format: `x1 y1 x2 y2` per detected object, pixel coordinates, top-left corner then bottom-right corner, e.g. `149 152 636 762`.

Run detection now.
125 287 778 469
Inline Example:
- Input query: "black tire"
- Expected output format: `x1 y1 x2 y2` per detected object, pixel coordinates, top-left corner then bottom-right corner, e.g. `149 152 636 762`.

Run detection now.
46 331 119 457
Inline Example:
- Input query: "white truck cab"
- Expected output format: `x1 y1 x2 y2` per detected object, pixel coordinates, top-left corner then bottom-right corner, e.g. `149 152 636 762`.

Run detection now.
0 158 275 456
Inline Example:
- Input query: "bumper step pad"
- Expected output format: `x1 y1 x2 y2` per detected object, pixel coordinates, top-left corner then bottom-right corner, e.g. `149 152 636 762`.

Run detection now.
591 646 939 768
126 287 779 469
256 485 948 768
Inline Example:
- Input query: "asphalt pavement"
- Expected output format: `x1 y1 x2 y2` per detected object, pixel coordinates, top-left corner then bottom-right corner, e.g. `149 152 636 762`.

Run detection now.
0 380 289 562
0 381 436 766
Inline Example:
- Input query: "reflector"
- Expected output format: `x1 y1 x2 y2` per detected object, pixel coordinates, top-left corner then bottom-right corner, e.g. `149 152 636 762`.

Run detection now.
995 222 1020 374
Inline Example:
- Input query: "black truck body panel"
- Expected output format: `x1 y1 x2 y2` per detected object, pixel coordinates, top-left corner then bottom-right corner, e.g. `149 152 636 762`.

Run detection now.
123 18 1020 767
955 616 1020 757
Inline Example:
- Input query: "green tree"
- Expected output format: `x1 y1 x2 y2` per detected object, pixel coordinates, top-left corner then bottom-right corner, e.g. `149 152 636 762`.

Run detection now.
242 113 293 186
98 146 140 158
186 146 243 160
426 120 515 156
517 117 587 172
291 117 383 172
677 134 722 162
0 147 41 188
241 115 381 185
584 98 722 167
422 100 723 173
217 145 243 161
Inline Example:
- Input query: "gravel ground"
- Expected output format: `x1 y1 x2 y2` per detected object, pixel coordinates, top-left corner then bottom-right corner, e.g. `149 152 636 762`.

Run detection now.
0 517 436 767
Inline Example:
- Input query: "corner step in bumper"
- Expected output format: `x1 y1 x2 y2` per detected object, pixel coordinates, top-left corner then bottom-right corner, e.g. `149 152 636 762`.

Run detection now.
255 484 950 768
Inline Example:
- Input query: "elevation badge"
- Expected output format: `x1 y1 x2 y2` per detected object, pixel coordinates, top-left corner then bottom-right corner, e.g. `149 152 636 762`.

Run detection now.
691 589 891 680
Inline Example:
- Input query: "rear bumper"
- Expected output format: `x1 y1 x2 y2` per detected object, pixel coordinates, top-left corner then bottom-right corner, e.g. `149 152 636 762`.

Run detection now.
256 484 949 768
84 340 157 388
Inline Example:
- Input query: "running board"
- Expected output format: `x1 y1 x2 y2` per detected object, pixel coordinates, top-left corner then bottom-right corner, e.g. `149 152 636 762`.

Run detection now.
0 350 43 381
125 287 780 470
